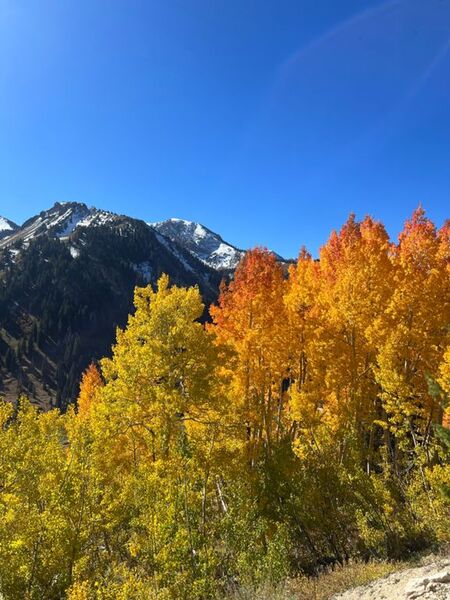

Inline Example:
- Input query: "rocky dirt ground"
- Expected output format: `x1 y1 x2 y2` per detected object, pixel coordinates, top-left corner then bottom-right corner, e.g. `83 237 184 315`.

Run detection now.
334 553 450 600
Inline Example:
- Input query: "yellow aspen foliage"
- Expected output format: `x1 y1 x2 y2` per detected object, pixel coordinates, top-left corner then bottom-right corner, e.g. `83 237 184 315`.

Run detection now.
0 399 97 599
437 220 450 429
318 215 393 427
373 208 450 444
65 276 231 599
97 274 222 466
438 346 450 428
1 209 449 599
287 215 394 468
284 248 323 433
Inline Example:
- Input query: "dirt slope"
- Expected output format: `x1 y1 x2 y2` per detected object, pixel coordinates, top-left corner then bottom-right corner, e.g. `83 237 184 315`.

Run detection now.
334 554 450 600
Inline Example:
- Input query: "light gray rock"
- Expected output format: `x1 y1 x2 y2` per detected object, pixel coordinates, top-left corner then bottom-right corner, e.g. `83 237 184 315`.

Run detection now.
334 556 450 600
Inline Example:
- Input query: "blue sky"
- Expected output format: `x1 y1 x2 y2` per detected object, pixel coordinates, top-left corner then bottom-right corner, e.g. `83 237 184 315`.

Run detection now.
1 0 449 258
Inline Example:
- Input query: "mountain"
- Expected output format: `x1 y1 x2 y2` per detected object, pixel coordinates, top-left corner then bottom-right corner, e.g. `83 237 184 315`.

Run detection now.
0 216 18 240
0 202 224 409
0 201 286 410
149 218 245 271
151 218 291 272
0 202 128 249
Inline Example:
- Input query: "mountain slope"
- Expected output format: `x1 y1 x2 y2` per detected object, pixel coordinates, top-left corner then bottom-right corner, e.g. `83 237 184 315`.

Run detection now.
0 202 120 249
149 218 245 270
0 201 287 409
0 203 222 409
0 216 18 241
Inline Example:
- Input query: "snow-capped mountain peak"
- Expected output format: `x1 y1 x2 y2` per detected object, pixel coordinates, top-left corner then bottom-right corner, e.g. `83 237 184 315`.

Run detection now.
0 202 121 249
149 218 245 271
38 202 119 236
0 216 17 232
1 202 284 272
0 216 19 240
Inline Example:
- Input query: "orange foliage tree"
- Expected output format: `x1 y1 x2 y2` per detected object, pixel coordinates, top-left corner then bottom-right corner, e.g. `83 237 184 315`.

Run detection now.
77 363 103 420
210 248 289 462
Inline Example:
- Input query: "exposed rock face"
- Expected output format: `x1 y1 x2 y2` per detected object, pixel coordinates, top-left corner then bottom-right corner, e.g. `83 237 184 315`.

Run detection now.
149 218 245 271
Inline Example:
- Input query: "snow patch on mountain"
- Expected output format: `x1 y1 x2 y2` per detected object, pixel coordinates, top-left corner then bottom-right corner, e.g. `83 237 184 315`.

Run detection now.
0 217 15 232
0 216 19 240
76 210 118 229
149 218 244 271
56 207 90 238
51 204 118 237
0 203 121 250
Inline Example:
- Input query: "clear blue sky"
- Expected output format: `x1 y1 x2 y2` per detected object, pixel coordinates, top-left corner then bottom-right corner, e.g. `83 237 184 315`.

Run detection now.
1 0 449 258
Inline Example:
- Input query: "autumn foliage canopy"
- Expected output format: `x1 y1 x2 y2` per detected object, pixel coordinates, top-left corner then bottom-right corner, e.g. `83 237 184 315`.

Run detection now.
0 208 449 599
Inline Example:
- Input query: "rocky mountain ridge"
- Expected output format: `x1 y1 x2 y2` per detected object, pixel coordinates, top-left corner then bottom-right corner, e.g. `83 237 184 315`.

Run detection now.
0 202 259 272
149 217 245 270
